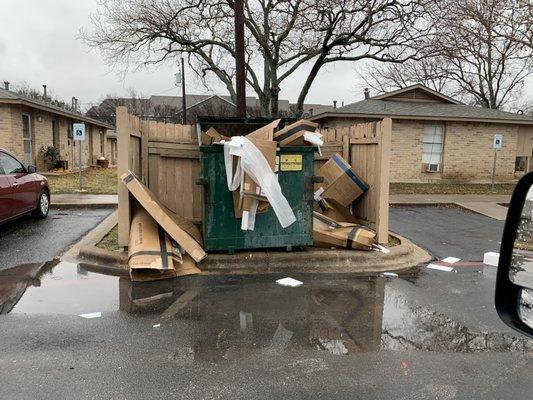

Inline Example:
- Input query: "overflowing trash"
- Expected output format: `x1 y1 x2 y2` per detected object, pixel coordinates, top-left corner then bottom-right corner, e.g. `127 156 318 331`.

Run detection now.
119 119 386 281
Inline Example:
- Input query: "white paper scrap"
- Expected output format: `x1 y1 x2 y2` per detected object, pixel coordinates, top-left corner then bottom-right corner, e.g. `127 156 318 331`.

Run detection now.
441 257 461 264
373 244 391 254
381 272 398 278
427 264 454 272
483 252 500 266
153 324 161 328
78 312 102 319
276 277 303 287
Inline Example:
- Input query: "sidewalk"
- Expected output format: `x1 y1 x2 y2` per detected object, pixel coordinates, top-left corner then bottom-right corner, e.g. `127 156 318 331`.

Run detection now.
51 193 118 208
390 194 510 220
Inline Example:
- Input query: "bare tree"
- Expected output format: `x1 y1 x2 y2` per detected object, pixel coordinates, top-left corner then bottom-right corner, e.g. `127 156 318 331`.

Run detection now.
364 0 533 110
86 89 156 125
82 0 434 117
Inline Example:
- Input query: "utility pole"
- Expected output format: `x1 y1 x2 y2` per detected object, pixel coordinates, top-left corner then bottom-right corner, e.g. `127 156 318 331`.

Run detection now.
234 0 246 118
181 57 186 124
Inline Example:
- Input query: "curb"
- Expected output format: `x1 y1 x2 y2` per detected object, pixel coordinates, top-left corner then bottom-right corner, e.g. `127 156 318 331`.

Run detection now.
77 233 432 276
52 203 118 209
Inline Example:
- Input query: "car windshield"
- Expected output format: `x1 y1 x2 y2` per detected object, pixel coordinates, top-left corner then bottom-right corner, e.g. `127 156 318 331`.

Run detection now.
1 0 533 399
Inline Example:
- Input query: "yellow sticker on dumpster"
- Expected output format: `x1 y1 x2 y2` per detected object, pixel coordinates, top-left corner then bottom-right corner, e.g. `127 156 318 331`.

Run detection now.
280 154 302 171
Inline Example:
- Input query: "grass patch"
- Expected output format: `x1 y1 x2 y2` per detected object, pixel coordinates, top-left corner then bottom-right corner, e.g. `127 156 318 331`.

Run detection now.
47 167 117 194
96 225 121 252
390 182 516 195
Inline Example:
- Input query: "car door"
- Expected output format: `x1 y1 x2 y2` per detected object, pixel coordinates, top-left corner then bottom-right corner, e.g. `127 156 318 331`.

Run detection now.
0 164 13 222
0 152 37 215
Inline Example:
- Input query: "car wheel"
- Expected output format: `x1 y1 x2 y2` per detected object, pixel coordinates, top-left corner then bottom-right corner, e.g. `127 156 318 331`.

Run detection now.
33 190 50 219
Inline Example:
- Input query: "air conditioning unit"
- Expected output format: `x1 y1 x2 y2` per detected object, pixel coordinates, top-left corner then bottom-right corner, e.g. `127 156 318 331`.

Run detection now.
426 163 440 173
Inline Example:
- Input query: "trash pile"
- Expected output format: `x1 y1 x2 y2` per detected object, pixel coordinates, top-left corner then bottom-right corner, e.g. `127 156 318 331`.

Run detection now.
120 119 379 281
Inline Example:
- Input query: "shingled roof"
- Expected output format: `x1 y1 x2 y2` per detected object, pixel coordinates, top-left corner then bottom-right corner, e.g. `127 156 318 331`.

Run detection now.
311 84 533 125
0 88 114 129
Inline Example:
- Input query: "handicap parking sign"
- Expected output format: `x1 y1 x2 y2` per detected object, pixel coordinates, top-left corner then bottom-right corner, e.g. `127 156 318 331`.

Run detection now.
493 134 502 150
73 123 86 141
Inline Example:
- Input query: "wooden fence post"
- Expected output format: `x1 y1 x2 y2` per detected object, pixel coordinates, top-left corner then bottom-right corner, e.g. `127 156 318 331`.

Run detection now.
117 106 130 247
374 118 392 244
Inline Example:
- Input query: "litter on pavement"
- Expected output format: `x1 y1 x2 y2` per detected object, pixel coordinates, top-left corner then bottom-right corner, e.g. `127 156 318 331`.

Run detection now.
381 272 398 278
483 252 500 266
78 312 102 319
441 257 461 264
373 244 391 254
276 277 303 287
427 264 454 272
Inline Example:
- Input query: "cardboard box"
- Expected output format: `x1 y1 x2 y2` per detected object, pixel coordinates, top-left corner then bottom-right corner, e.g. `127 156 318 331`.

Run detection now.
313 212 375 250
273 120 318 145
315 198 359 224
201 127 230 145
314 154 368 207
121 172 206 262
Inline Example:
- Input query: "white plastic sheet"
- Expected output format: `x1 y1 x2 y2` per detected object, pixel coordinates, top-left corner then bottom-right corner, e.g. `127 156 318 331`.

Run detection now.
223 136 296 230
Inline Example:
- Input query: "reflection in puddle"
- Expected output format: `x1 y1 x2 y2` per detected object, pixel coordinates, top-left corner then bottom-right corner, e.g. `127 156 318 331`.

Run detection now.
1 261 531 358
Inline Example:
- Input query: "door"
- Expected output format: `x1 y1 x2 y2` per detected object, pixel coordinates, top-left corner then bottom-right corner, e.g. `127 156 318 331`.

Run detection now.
0 164 13 221
0 152 37 215
52 119 60 149
88 126 94 165
22 114 32 165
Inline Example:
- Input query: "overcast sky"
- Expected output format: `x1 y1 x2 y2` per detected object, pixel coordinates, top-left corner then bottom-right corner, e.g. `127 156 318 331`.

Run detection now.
0 0 367 111
1 0 530 112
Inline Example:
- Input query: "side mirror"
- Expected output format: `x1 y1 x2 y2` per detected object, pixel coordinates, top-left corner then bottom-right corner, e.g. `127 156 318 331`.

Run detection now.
27 165 37 174
495 171 533 338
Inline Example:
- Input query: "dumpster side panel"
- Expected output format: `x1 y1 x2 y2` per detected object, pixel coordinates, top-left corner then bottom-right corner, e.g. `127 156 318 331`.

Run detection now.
201 146 314 252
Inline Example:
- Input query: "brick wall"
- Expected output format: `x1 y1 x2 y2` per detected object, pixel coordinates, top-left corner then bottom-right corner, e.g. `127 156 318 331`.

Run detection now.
0 103 109 170
442 122 517 182
390 120 518 183
0 104 15 155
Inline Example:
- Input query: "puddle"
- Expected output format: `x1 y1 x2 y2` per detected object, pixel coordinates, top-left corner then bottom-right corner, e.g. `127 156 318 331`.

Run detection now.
1 261 531 358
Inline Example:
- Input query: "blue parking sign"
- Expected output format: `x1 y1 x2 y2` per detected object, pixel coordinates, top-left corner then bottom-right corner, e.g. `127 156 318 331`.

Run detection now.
73 123 86 141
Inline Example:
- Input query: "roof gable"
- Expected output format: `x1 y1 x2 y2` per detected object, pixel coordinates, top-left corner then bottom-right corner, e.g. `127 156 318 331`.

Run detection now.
371 84 461 105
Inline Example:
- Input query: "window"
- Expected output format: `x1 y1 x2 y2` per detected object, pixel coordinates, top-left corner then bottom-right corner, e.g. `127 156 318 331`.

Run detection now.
422 124 444 166
515 156 528 172
0 152 25 174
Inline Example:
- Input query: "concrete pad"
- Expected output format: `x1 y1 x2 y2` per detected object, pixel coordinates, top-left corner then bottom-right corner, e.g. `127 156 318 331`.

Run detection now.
455 201 508 221
51 194 118 208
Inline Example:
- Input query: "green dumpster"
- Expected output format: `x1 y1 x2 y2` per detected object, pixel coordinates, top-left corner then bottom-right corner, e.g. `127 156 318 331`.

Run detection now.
199 145 316 252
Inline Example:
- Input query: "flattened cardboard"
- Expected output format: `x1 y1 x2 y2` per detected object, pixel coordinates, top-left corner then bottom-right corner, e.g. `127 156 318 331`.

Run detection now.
315 154 368 207
122 172 206 262
246 119 280 140
240 138 278 200
128 208 180 282
273 120 318 144
315 198 359 224
313 212 375 250
201 127 230 145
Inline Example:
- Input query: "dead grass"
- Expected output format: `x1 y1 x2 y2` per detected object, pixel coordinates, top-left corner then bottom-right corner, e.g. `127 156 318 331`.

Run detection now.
47 167 117 194
96 225 121 252
390 182 516 195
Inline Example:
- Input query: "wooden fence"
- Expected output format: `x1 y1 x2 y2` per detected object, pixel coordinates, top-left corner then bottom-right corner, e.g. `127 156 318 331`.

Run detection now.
117 106 391 246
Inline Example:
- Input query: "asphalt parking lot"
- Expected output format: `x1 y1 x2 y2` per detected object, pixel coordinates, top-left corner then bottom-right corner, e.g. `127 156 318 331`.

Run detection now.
0 207 114 270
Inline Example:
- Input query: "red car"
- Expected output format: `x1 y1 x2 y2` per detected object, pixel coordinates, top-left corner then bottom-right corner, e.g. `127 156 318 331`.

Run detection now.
0 149 50 224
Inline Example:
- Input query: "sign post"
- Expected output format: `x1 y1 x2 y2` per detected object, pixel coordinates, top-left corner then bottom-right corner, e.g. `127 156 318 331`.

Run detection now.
492 134 502 192
73 123 86 192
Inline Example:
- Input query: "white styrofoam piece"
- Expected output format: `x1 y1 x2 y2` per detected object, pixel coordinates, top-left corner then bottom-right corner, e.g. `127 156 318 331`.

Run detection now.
153 324 161 328
381 272 398 278
276 277 303 287
427 264 454 272
78 312 102 319
441 257 461 264
483 252 500 266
